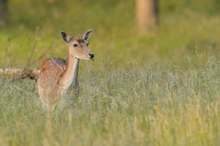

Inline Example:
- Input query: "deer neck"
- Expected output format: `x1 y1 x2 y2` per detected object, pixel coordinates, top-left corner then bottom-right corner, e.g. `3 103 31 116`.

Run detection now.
59 54 80 90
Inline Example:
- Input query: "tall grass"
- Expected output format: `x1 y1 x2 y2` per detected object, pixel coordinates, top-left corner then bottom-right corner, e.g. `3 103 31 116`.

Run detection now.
0 55 220 145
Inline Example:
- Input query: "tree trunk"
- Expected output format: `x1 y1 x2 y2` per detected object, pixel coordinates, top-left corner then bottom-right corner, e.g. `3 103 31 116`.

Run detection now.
136 0 158 34
0 0 8 26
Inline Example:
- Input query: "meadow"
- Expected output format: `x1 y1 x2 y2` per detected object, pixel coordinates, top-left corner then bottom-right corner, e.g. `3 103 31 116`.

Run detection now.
1 0 220 145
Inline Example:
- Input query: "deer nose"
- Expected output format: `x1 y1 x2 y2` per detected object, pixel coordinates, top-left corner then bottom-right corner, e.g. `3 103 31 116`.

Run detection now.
89 53 94 59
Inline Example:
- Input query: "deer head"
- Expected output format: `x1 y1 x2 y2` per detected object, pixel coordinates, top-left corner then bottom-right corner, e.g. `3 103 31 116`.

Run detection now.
60 30 94 60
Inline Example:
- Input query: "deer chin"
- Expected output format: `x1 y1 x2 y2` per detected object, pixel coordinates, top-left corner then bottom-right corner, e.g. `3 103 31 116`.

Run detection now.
87 56 94 60
75 56 92 60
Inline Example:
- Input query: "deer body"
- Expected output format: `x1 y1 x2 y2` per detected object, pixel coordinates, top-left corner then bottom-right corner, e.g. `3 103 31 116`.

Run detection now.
37 30 94 112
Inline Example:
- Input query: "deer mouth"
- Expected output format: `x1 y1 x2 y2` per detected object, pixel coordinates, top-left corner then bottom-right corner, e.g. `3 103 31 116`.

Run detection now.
88 53 94 61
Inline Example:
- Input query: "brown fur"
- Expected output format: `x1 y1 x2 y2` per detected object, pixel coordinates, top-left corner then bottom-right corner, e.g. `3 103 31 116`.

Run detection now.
37 58 67 101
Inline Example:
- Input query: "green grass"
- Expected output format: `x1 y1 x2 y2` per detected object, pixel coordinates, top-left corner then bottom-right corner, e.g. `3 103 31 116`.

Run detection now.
1 56 220 145
1 0 220 66
1 0 220 145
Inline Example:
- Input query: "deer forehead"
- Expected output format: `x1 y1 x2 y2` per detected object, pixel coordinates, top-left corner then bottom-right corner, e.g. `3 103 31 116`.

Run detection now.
69 38 87 45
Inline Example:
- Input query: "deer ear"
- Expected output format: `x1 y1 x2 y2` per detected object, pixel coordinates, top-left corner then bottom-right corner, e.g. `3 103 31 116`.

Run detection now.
82 29 93 41
60 30 70 43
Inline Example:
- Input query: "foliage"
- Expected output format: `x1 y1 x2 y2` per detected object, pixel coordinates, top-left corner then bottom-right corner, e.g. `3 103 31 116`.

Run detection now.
0 0 220 67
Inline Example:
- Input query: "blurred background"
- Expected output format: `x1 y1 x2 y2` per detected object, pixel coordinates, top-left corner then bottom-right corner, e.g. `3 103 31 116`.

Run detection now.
0 0 220 68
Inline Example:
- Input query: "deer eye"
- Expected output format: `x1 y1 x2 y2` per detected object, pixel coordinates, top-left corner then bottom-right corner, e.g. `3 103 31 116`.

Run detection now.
73 44 78 47
87 43 89 46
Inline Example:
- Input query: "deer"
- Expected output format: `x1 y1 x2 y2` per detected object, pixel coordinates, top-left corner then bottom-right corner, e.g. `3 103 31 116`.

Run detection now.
37 30 94 113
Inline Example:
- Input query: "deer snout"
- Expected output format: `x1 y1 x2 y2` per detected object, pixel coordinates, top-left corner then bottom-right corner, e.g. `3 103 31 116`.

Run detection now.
89 53 94 59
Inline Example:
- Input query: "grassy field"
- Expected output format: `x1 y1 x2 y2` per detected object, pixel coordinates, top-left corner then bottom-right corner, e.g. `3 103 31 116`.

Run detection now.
1 56 220 145
1 0 220 145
